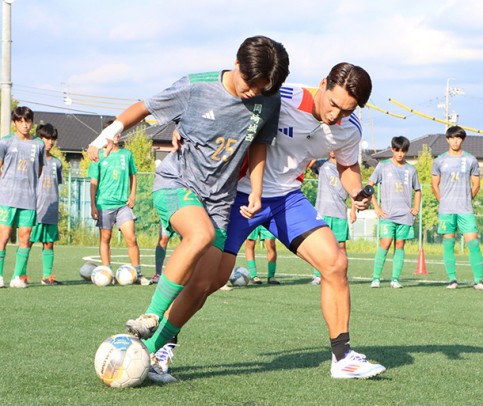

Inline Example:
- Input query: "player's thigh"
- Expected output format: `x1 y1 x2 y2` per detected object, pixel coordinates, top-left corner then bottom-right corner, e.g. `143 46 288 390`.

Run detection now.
170 205 216 246
379 237 394 250
187 245 223 291
119 220 137 243
457 214 478 236
438 214 457 235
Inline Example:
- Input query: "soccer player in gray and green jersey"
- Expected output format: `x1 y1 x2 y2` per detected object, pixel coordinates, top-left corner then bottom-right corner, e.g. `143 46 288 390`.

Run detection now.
368 136 421 288
0 106 45 289
432 126 483 290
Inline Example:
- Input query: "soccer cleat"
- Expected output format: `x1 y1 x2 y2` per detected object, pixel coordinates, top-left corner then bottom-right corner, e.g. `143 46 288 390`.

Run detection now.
150 274 160 284
446 280 458 290
267 277 280 285
310 276 321 285
20 275 31 285
126 314 159 339
10 276 28 288
134 274 150 286
390 280 403 289
370 279 380 288
250 276 262 284
473 281 483 290
148 352 177 384
154 343 179 373
219 284 233 291
41 275 63 285
0 276 4 288
331 350 386 379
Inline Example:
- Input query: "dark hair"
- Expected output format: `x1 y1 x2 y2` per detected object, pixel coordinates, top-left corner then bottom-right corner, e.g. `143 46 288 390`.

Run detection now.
391 136 410 152
446 125 466 140
326 63 372 107
11 106 34 122
36 123 58 140
103 119 115 130
236 35 289 97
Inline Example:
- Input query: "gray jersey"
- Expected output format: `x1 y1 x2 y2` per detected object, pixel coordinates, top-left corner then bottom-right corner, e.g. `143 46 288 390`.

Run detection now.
0 133 46 210
36 156 63 224
369 159 420 225
313 159 348 219
432 152 479 214
146 71 280 230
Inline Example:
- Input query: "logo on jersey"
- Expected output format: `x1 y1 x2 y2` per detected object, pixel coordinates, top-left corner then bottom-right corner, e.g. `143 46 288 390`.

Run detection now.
461 157 467 173
245 104 263 142
102 161 108 166
387 172 393 177
202 110 215 120
12 148 18 152
404 169 409 185
278 127 294 138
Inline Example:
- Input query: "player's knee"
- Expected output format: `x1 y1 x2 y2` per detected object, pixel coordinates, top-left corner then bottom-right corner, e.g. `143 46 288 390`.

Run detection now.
183 229 215 254
320 252 348 281
125 234 138 247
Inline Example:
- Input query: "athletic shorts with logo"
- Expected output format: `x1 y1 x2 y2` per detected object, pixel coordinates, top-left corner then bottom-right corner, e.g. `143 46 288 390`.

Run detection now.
437 213 478 235
379 220 414 240
0 206 36 227
321 215 349 242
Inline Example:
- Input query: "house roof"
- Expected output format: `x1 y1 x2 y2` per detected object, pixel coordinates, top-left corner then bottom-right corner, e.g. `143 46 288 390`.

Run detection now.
372 134 483 159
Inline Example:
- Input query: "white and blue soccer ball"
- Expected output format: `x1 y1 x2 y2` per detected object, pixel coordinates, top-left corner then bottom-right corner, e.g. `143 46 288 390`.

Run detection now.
80 262 97 281
116 264 137 285
229 266 250 287
95 334 150 388
92 266 115 286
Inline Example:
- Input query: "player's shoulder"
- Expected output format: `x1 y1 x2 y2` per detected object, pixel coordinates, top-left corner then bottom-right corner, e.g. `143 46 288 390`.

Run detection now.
33 136 45 145
405 161 416 168
188 71 220 84
280 84 313 109
51 155 63 165
340 113 362 136
435 152 448 160
1 133 15 141
379 158 391 165
463 151 477 160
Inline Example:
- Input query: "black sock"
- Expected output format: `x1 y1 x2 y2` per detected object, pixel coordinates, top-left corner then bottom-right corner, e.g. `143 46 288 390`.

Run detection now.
168 332 179 345
330 332 351 362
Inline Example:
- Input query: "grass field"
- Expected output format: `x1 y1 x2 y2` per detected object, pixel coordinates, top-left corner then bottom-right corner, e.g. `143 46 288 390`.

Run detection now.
0 244 482 406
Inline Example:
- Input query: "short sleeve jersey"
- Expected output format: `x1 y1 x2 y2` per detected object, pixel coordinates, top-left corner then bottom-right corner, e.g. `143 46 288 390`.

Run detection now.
237 84 362 197
369 159 421 225
313 159 348 220
146 71 280 215
37 156 63 224
432 151 480 214
0 133 46 210
88 148 138 210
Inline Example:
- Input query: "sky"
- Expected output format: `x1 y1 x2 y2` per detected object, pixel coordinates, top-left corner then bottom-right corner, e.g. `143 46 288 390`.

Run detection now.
3 0 483 150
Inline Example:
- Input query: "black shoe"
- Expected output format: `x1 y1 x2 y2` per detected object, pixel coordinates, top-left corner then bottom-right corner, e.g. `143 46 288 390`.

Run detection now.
250 276 262 284
267 277 280 285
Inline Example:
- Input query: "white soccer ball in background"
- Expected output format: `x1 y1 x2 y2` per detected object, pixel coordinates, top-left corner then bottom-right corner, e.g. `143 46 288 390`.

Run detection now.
116 264 137 285
229 266 250 287
80 262 97 281
92 266 115 286
94 334 150 388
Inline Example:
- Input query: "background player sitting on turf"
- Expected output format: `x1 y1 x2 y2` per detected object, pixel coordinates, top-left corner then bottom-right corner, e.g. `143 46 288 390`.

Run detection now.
367 136 421 289
245 225 279 285
309 152 356 285
0 106 45 289
431 126 483 290
28 124 63 285
88 120 148 284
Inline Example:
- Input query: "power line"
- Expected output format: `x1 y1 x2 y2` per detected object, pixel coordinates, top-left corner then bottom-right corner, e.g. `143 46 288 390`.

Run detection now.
15 99 97 114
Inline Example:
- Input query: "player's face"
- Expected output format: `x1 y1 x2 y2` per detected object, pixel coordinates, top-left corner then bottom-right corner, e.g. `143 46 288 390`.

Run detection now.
313 79 358 125
447 136 464 152
392 148 407 163
232 61 269 99
13 118 33 137
113 133 121 145
42 137 56 152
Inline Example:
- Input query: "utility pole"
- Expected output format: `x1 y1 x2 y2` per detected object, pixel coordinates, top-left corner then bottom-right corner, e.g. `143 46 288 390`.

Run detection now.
438 78 464 132
1 0 14 138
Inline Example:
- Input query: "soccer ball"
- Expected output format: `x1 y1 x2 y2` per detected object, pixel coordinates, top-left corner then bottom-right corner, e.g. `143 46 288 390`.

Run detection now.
92 266 115 286
229 266 250 287
116 264 137 285
94 334 150 388
80 262 97 281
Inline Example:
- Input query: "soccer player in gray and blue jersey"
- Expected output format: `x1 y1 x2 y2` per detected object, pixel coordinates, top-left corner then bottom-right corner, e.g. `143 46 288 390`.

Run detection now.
432 126 483 290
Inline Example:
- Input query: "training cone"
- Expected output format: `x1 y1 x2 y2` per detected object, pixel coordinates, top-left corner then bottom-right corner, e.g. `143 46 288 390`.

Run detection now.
414 247 428 274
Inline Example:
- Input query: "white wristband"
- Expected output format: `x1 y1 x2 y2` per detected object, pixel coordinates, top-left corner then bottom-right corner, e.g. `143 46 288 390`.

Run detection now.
89 121 124 149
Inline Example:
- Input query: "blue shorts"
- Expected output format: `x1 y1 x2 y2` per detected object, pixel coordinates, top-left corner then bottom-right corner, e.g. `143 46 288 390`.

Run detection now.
224 190 327 255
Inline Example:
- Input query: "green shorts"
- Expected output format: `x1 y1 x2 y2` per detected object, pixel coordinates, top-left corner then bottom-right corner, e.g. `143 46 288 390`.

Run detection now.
153 188 227 251
379 220 414 240
248 225 275 241
438 213 478 235
0 206 37 228
322 215 350 242
30 223 59 243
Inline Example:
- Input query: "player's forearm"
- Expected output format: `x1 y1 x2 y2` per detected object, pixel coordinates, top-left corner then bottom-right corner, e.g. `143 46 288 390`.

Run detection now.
337 162 363 199
130 175 137 199
413 190 422 210
471 176 480 199
38 166 43 178
431 176 441 202
90 181 98 206
248 142 267 197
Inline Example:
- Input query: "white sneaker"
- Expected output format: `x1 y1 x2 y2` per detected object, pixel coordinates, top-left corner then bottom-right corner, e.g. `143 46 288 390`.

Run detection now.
370 279 380 288
0 276 4 288
154 343 179 373
331 350 386 379
219 284 233 291
446 280 458 290
148 352 177 384
126 314 159 339
473 281 483 290
310 276 321 285
10 276 28 288
390 280 403 289
135 274 151 286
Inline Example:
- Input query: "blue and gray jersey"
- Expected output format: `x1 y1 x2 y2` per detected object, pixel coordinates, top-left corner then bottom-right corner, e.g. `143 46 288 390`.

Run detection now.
36 156 63 224
313 159 348 220
369 159 420 226
432 151 480 214
146 71 281 231
0 133 45 210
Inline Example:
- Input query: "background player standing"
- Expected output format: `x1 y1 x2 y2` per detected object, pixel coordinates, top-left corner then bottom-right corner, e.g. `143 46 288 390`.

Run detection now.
367 136 421 289
431 126 483 290
245 225 279 285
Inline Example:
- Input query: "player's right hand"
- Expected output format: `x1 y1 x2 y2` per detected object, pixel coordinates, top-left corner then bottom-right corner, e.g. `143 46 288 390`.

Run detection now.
375 207 388 219
172 129 183 152
87 145 101 162
91 206 99 221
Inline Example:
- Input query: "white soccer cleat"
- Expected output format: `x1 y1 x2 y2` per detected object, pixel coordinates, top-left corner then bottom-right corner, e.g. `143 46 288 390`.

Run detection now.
219 284 233 291
126 314 159 339
154 343 179 373
370 279 380 288
310 276 321 285
390 280 403 289
473 281 483 290
331 350 386 379
0 276 4 288
148 352 178 384
446 280 458 290
10 276 28 288
135 274 151 286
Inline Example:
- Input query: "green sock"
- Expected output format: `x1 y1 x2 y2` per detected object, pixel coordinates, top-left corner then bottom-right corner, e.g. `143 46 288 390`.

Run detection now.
392 249 405 281
0 250 5 277
247 259 257 278
42 249 54 278
146 273 184 317
268 262 276 278
13 247 30 279
143 316 181 354
155 246 167 275
134 265 141 276
373 247 388 280
313 268 321 278
443 238 456 281
467 239 483 283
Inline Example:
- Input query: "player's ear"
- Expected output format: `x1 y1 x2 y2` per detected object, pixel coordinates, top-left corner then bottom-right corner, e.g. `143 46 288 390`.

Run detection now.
319 78 327 91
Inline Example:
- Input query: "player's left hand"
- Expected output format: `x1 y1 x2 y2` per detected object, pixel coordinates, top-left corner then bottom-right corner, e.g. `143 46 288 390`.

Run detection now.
410 207 419 216
127 196 136 208
349 209 357 224
87 145 101 162
240 193 261 219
